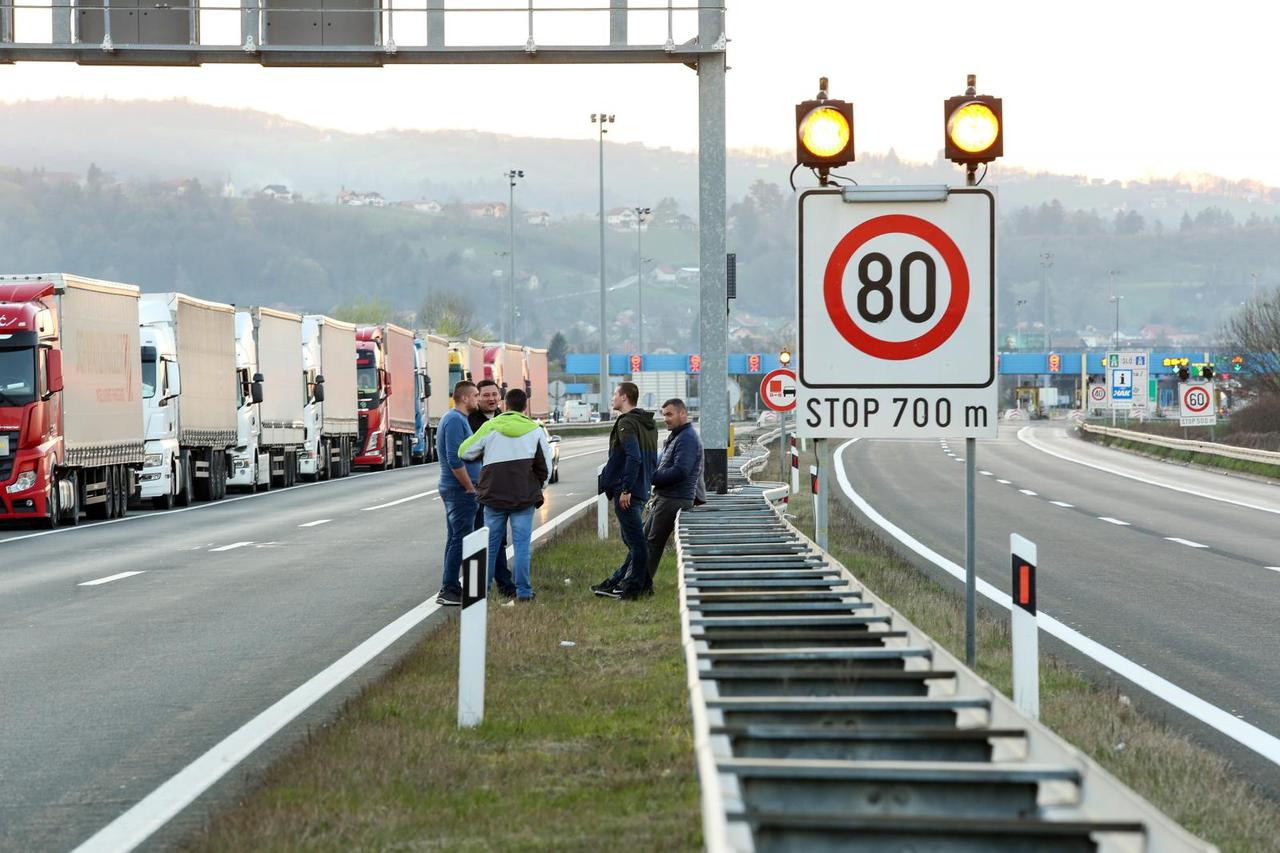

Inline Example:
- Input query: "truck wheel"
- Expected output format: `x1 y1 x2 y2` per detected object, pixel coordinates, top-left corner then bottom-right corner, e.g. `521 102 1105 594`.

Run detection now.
40 471 61 529
176 453 193 507
117 466 131 518
194 451 213 502
208 454 222 501
105 466 119 519
64 472 80 526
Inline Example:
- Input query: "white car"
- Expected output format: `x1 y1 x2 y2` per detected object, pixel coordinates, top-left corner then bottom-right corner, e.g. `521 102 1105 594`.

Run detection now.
547 433 561 483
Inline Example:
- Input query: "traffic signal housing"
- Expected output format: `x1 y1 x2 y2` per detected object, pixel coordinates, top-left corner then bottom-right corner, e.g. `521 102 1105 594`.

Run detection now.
1201 364 1215 380
796 77 854 172
944 75 1003 167
1177 365 1191 382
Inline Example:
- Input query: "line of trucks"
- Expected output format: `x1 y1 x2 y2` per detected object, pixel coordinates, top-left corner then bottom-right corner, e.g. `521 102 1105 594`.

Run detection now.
0 273 550 527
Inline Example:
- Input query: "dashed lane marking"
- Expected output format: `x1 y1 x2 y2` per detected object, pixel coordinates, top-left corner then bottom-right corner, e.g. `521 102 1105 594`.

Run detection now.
1050 500 1074 508
298 519 332 528
996 479 1012 485
78 571 145 587
361 490 438 511
209 541 253 552
1098 517 1130 526
1018 489 1038 496
979 470 993 476
1165 537 1208 549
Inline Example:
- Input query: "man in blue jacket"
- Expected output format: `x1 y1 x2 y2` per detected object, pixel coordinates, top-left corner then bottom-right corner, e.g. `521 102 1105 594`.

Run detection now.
592 382 658 600
435 380 480 606
638 397 703 590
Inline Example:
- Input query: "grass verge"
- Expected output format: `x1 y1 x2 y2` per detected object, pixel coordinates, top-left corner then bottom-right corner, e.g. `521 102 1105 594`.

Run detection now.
782 444 1280 853
188 514 701 852
1079 428 1280 481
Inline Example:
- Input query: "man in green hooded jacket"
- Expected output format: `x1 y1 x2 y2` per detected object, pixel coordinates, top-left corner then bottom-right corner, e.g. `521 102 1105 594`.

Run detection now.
460 387 553 601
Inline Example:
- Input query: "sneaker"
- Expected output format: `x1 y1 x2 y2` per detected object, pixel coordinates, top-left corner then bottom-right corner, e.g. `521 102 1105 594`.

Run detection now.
496 586 518 601
515 594 537 604
596 585 623 600
591 576 620 597
436 588 462 606
618 586 654 601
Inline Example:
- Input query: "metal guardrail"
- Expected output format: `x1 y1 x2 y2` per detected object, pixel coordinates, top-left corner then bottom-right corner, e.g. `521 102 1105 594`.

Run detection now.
678 449 1215 852
1081 423 1280 467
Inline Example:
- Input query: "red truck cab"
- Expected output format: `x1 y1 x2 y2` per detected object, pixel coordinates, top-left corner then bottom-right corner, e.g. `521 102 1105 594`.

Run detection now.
0 285 63 521
354 326 389 468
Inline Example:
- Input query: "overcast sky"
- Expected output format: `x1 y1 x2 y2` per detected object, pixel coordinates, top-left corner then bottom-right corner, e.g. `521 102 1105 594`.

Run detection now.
3 0 1277 185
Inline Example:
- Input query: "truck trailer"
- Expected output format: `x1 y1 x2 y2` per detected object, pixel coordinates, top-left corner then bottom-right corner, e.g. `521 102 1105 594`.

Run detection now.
525 346 550 420
228 307 306 489
138 292 238 509
355 323 419 469
0 273 144 526
300 314 358 480
416 332 450 463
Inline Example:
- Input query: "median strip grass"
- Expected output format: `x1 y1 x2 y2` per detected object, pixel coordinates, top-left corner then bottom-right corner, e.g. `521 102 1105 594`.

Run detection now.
189 515 701 852
781 444 1280 853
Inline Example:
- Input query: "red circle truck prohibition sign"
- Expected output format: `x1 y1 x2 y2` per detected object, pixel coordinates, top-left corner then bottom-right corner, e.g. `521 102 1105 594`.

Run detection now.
1183 385 1211 413
761 368 797 412
823 214 970 361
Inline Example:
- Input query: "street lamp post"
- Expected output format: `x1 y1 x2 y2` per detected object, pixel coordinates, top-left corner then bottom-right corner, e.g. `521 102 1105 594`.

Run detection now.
503 169 523 343
1040 252 1053 351
634 206 650 354
777 347 792 485
592 112 615 419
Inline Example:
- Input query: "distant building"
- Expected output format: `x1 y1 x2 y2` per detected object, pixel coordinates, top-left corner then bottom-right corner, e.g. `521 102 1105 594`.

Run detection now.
260 184 298 203
338 189 387 207
464 202 508 219
524 210 551 227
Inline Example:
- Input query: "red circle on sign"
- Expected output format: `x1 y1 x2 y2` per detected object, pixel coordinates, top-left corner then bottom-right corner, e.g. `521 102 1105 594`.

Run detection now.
1183 385 1210 413
761 368 796 412
1089 386 1106 402
823 214 970 361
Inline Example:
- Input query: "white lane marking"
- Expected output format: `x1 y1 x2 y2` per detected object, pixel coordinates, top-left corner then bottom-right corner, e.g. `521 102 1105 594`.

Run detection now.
834 438 1280 768
560 447 610 461
979 470 993 476
1018 489 1038 496
209 541 253 552
1166 537 1208 549
1017 426 1280 517
78 571 145 587
996 479 1012 485
954 458 965 463
0 466 401 546
1266 567 1280 573
361 490 438 511
298 519 332 528
1050 501 1074 508
1098 517 1130 526
72 493 599 853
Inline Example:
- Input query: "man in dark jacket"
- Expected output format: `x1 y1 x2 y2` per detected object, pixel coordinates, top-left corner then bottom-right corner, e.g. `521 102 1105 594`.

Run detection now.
638 397 703 589
592 381 658 600
469 379 514 598
460 387 553 602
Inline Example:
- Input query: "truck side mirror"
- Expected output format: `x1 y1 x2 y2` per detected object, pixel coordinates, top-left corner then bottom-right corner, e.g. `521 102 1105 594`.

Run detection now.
167 362 182 398
424 374 432 398
383 369 392 396
47 348 64 394
314 383 325 403
251 372 265 405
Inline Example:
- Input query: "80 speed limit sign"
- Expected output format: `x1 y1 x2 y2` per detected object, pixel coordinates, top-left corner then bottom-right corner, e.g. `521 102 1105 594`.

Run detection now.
797 186 997 438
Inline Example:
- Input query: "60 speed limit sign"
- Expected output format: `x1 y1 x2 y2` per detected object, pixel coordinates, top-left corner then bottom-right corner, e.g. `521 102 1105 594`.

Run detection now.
1179 381 1216 427
797 186 997 438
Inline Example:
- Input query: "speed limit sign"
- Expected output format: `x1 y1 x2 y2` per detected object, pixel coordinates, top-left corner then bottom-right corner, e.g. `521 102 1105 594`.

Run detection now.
797 186 996 438
1179 381 1216 427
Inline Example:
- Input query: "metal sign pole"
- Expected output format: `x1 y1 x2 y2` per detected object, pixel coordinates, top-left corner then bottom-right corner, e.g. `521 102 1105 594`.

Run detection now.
457 528 489 728
963 166 979 670
814 439 829 551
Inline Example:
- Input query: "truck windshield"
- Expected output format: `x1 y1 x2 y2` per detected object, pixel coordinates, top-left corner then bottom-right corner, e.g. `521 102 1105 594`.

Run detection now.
0 347 37 406
357 365 379 401
141 346 158 399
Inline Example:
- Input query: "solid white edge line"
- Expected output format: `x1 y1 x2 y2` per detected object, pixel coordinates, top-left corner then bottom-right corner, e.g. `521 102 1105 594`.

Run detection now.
361 490 438 512
834 438 1280 768
208 541 253 553
298 519 332 528
1017 426 1280 516
78 571 145 587
72 493 599 853
1165 537 1208 549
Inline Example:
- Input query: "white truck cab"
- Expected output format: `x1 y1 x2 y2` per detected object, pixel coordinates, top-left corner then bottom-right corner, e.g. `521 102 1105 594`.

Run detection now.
138 302 185 507
228 311 269 489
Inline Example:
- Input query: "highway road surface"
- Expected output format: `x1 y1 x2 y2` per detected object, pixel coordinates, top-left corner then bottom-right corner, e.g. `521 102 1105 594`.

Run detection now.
0 434 611 852
837 423 1280 791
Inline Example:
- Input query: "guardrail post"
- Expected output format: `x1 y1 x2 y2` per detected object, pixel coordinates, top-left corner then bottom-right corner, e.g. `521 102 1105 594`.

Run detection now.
1010 533 1040 720
596 464 609 540
458 528 489 728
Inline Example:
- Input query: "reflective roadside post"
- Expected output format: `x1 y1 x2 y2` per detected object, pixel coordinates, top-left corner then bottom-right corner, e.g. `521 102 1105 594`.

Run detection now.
458 528 489 728
1010 533 1040 719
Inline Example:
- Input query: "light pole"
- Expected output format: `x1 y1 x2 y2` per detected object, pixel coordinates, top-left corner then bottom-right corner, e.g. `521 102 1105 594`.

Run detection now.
504 168 523 343
777 347 792 484
634 206 650 353
1015 298 1028 350
1040 252 1053 351
592 112 615 419
1107 269 1123 350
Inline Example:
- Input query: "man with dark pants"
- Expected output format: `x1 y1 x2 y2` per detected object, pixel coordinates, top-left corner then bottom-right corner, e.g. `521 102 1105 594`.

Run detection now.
640 398 704 590
592 382 658 600
436 381 480 606
470 379 515 598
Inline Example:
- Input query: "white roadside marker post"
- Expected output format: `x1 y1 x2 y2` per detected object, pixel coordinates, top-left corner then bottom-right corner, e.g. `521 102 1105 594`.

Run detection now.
458 527 489 728
1010 533 1040 720
790 435 800 494
596 463 608 540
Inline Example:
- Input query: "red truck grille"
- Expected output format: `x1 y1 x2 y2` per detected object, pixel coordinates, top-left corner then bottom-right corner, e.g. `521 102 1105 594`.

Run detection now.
0 431 17 483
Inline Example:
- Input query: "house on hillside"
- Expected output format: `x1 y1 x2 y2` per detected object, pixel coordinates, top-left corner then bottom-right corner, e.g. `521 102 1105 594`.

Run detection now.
464 202 508 218
605 207 644 229
338 189 387 207
524 210 551 227
260 184 297 203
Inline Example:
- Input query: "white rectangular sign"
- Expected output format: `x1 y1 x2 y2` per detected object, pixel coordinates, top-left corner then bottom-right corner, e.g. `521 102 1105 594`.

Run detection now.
1106 351 1149 413
1178 381 1216 427
796 186 997 438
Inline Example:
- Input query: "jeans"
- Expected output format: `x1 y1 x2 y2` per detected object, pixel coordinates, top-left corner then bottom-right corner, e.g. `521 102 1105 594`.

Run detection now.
440 490 478 594
484 505 536 599
643 495 694 584
476 505 513 594
612 496 648 592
